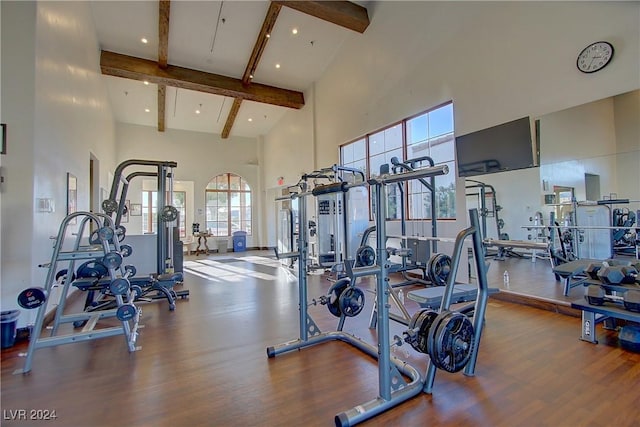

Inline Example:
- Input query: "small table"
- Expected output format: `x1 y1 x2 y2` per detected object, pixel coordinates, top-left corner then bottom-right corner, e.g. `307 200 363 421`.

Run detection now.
195 233 211 255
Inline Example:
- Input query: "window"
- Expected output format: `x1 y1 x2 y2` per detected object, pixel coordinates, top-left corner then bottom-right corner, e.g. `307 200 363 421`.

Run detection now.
340 102 456 220
142 190 187 238
205 173 251 237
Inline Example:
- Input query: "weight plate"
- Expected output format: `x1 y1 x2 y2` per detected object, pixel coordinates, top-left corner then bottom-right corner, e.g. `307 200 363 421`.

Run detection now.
427 253 451 286
109 277 130 295
355 245 376 267
115 304 137 321
130 285 144 300
120 244 133 258
115 225 127 242
338 287 365 317
97 226 115 242
409 309 438 354
160 205 179 222
124 264 137 277
17 287 48 309
102 199 118 214
102 252 123 270
89 230 102 245
55 269 76 284
76 261 108 279
429 311 475 373
327 278 351 317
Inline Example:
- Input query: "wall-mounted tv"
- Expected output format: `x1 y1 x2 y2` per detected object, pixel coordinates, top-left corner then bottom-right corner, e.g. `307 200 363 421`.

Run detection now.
455 116 536 178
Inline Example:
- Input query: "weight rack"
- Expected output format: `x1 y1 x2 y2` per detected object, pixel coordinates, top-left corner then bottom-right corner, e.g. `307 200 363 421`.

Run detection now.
15 212 142 375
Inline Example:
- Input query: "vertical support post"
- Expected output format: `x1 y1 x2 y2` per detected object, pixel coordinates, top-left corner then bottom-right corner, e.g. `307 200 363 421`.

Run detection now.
297 195 309 341
465 208 489 376
374 183 392 401
157 164 167 274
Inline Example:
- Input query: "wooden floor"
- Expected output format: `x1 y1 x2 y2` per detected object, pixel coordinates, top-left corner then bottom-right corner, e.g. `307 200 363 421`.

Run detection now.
2 251 639 427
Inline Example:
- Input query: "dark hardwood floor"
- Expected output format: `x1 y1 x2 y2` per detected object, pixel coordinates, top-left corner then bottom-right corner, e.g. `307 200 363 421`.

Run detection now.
2 251 639 427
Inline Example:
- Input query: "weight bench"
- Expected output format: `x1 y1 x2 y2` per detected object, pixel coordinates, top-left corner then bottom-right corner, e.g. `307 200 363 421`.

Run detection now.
552 259 601 296
407 284 499 311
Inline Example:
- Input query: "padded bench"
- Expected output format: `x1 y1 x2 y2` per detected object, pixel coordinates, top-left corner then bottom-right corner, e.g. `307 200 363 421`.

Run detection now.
552 259 601 296
407 284 498 310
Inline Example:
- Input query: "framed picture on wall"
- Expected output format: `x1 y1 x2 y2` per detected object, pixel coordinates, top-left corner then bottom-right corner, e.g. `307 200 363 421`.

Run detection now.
1 123 6 155
67 173 77 224
130 203 142 216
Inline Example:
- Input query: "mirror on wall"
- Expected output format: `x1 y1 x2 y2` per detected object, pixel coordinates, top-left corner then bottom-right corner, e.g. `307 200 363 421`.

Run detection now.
463 88 639 242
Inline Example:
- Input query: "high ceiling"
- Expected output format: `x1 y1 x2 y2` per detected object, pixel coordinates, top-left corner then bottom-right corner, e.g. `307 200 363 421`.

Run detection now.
90 1 370 139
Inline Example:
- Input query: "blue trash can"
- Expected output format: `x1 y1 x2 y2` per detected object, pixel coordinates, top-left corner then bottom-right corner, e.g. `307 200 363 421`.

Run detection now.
232 231 247 252
1 310 20 349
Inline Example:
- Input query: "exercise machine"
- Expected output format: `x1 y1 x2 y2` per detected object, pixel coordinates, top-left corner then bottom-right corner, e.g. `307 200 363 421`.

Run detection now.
15 212 142 374
102 159 189 310
267 163 492 426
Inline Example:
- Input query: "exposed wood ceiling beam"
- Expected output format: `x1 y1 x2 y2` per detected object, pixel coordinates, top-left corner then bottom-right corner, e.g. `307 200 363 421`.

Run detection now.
157 0 171 133
101 50 305 109
222 98 243 139
157 85 166 132
274 1 370 33
242 2 282 85
158 0 170 69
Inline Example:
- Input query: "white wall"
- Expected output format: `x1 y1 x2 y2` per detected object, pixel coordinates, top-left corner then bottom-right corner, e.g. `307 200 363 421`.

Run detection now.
262 1 639 277
1 1 117 327
115 123 261 250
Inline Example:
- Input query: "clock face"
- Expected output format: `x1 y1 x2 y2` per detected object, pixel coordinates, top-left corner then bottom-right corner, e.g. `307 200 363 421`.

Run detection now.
577 41 614 73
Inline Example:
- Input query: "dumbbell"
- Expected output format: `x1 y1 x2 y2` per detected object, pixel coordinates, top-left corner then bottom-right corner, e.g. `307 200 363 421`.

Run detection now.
596 265 637 285
585 285 640 312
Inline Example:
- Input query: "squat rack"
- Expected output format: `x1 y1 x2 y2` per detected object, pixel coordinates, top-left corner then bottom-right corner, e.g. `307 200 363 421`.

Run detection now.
267 164 492 426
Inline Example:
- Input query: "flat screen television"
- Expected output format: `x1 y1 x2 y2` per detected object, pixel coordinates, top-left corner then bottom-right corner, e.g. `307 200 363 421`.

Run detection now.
455 116 536 178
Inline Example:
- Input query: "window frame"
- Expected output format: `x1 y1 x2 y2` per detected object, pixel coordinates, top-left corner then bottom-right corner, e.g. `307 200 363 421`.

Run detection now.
205 173 252 237
340 101 456 221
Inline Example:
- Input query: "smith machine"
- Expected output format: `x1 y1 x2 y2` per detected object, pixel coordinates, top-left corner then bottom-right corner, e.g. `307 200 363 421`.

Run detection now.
268 164 492 427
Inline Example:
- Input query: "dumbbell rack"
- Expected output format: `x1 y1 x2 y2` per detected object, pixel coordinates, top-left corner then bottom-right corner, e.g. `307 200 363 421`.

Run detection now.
15 211 141 375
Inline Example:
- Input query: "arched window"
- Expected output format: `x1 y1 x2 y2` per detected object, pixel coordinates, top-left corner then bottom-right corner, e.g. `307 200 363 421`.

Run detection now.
205 173 251 237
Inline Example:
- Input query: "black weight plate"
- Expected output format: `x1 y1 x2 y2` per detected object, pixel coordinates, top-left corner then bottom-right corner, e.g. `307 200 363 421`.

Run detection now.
161 205 179 222
115 225 127 242
55 269 76 284
338 287 365 317
355 245 376 267
327 278 350 317
76 261 108 279
124 264 137 277
89 230 101 245
102 199 118 214
97 226 115 242
17 287 48 309
109 277 130 295
428 253 451 286
102 252 123 270
116 304 137 321
411 309 438 354
120 244 133 258
430 311 475 373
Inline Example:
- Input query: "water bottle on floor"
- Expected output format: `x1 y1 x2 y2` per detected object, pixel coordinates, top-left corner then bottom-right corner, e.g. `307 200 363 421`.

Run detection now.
503 270 510 288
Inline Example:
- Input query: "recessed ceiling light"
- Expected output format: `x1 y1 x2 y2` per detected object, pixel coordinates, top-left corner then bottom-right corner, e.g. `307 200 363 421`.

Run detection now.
144 108 150 113
141 37 148 44
195 109 201 115
248 118 253 122
143 81 149 85
275 63 281 69
292 28 298 35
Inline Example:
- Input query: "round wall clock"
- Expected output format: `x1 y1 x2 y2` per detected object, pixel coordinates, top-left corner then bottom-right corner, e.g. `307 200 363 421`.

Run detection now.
576 41 614 73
